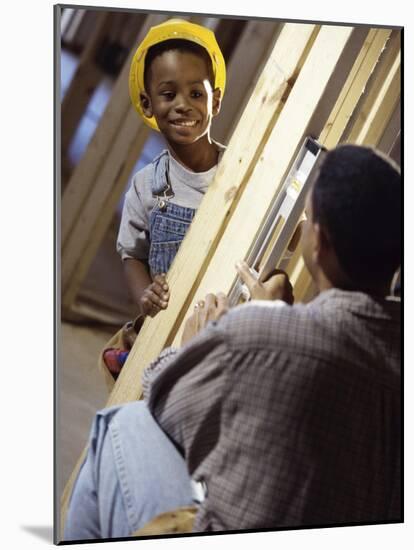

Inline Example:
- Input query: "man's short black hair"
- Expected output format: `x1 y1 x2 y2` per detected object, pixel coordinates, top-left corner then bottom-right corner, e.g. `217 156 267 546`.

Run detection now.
144 39 214 92
312 144 401 286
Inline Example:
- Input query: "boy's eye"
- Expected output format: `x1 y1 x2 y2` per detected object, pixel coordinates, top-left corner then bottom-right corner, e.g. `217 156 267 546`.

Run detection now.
191 90 203 98
161 91 175 100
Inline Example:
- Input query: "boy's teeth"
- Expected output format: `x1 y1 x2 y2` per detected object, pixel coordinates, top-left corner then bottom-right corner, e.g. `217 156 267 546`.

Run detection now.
173 120 196 127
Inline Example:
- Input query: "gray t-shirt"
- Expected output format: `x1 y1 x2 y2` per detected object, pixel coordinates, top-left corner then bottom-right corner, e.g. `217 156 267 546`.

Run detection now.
117 145 225 261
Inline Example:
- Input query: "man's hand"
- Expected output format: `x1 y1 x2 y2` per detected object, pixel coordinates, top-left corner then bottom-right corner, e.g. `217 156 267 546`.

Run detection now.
236 260 294 304
140 274 170 317
181 293 229 347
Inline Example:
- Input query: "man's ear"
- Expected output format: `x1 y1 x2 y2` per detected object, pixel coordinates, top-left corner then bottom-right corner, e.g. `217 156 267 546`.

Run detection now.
212 88 222 117
140 92 153 118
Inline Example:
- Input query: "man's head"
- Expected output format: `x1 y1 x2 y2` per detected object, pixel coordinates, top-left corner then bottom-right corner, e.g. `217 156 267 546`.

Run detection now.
139 39 222 145
301 144 401 294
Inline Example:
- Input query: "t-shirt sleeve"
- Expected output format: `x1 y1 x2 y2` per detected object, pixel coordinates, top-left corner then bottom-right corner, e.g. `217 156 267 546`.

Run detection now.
116 171 151 261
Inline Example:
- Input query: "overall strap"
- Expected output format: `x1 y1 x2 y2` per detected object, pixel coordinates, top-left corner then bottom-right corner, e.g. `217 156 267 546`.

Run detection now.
150 150 175 206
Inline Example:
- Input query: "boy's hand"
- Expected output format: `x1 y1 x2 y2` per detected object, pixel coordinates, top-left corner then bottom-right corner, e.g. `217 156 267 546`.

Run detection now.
140 274 170 317
236 260 294 304
181 293 229 347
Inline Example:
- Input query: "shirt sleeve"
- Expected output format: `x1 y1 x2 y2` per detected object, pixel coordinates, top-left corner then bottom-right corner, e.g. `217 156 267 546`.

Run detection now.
141 346 179 401
144 320 231 470
116 170 152 261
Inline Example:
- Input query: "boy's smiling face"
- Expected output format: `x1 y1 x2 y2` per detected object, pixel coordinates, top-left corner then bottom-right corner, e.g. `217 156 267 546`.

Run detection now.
141 49 221 146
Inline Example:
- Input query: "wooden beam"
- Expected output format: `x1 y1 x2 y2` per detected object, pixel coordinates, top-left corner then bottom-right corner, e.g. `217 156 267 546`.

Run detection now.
212 19 282 144
319 28 391 149
292 29 401 303
377 99 401 156
349 53 400 146
172 25 367 346
62 105 149 310
61 11 113 163
73 9 104 53
345 29 401 145
61 8 85 45
252 28 392 303
60 8 76 38
389 131 401 167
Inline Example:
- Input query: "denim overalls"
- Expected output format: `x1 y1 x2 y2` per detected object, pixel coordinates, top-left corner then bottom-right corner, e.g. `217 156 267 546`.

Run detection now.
148 151 196 277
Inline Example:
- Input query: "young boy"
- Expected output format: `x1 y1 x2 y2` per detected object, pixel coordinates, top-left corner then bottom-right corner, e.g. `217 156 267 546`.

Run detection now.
101 19 226 384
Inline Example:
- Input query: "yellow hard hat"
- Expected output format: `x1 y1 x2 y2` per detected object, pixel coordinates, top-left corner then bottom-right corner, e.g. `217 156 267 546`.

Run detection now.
129 18 226 131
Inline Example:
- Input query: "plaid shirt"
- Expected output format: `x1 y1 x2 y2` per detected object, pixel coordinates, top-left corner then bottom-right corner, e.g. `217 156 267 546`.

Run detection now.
144 289 401 531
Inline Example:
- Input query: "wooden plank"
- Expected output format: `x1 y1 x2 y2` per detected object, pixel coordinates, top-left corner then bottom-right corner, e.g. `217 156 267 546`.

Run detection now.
377 99 401 156
61 8 85 44
61 11 113 159
249 28 392 300
61 13 166 251
350 53 400 146
345 29 401 145
319 28 391 149
292 30 401 302
172 25 367 346
212 19 282 144
74 9 103 53
108 22 319 405
60 23 319 537
60 8 76 38
389 131 401 166
62 105 149 309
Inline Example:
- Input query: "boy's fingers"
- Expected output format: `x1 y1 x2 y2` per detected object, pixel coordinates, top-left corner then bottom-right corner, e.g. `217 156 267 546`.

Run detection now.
154 273 169 291
147 289 168 309
151 281 164 296
141 295 154 316
151 281 169 301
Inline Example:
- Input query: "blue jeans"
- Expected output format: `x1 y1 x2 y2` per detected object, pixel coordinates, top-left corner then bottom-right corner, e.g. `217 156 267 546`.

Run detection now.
64 401 194 541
